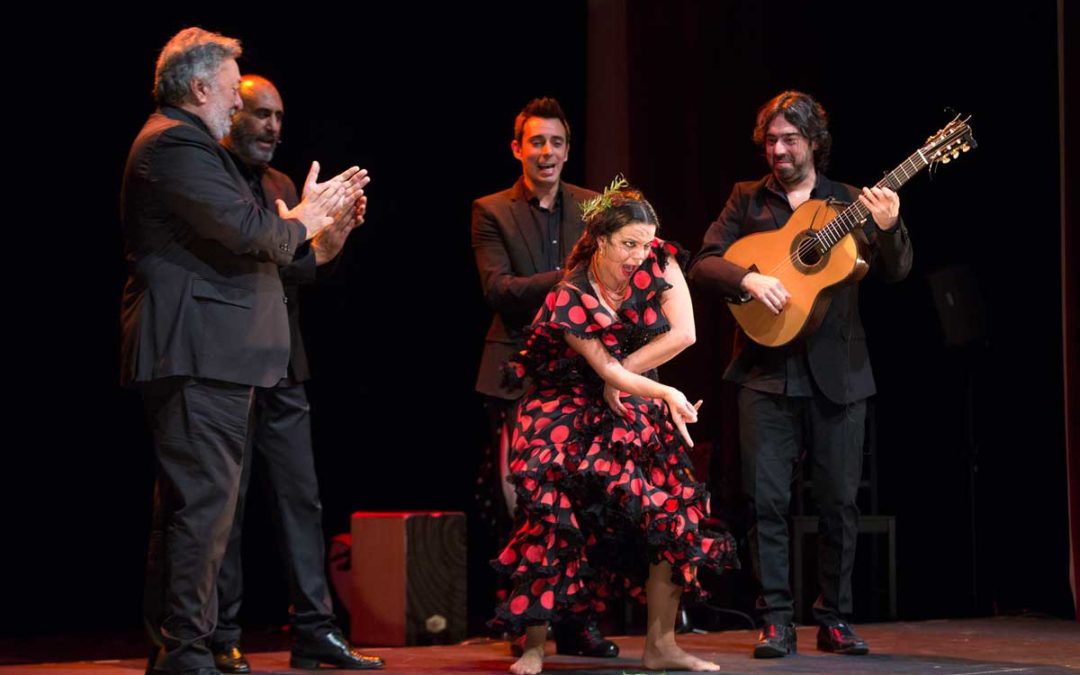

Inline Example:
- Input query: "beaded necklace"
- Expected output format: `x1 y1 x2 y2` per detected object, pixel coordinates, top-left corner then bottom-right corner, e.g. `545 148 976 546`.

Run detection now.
589 255 630 310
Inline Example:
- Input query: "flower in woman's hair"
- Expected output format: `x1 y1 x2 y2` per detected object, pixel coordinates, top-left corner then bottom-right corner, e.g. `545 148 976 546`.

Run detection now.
580 174 629 222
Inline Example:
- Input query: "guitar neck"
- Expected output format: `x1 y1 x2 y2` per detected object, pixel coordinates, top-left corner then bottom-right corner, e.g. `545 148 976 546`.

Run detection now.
817 149 929 250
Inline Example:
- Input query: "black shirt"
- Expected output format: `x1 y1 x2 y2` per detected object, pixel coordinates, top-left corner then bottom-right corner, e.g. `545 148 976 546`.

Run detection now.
525 187 566 272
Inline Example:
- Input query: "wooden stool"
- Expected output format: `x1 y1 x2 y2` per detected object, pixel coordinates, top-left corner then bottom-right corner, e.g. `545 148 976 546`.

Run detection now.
791 514 897 623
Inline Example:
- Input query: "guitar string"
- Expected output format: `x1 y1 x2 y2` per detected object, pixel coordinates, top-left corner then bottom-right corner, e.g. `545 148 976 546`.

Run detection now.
739 124 970 324
760 153 927 280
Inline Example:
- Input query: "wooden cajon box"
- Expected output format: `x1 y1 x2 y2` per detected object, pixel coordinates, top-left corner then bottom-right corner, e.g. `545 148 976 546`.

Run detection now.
349 511 466 646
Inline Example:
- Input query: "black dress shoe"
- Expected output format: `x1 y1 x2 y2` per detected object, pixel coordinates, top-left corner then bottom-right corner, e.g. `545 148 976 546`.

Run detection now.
753 623 797 658
291 631 385 670
553 622 619 658
817 621 870 655
208 639 248 669
211 643 251 674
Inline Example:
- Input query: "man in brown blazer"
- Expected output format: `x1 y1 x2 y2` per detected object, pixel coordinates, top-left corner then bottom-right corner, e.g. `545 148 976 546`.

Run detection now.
212 74 382 672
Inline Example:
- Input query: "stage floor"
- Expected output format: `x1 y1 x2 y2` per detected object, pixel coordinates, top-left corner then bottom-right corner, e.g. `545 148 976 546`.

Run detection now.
2 617 1078 674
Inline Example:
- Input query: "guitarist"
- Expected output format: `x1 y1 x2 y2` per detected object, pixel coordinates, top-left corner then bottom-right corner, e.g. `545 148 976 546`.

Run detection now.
688 91 912 659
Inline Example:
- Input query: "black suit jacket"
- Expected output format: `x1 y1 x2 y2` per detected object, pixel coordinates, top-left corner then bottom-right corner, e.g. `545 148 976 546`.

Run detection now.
471 179 597 399
120 107 306 388
250 164 319 383
689 174 913 405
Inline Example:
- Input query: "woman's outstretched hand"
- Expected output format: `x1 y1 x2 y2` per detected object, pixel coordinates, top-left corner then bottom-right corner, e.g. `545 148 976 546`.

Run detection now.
663 387 703 447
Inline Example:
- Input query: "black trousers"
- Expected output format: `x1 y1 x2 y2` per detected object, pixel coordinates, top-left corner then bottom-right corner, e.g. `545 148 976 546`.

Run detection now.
141 377 253 673
738 386 865 626
213 381 335 646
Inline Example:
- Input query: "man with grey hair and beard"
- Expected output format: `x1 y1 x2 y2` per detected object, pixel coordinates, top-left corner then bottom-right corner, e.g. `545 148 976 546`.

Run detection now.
210 74 382 672
120 27 365 675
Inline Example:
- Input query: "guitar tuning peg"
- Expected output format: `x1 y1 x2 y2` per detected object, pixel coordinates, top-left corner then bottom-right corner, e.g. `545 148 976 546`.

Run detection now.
941 156 952 164
952 150 960 159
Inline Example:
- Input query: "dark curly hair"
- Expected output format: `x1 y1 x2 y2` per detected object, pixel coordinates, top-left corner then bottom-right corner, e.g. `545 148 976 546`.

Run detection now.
752 90 832 171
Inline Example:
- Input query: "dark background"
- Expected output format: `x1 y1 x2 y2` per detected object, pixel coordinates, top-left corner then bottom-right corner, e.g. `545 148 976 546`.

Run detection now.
2 0 1070 646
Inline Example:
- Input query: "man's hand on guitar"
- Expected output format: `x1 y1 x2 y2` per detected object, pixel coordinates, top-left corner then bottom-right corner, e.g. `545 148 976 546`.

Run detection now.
859 186 900 230
741 272 790 315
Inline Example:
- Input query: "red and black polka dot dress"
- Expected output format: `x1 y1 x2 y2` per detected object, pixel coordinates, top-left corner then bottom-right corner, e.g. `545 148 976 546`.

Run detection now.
491 240 737 633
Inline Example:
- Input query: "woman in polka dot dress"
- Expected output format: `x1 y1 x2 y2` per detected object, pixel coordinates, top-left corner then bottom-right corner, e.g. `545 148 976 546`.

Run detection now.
493 183 737 674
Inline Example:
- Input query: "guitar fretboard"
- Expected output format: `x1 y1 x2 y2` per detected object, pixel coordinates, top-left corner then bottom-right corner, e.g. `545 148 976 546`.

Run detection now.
813 150 929 251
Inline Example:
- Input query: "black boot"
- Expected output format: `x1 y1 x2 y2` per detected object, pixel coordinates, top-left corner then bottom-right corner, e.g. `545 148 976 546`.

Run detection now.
553 620 619 658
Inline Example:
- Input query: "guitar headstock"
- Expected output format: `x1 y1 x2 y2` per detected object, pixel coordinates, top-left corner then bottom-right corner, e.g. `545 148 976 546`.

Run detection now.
922 114 977 165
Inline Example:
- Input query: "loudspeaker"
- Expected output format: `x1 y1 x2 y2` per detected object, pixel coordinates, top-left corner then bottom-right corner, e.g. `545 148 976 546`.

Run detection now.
927 265 987 346
349 511 467 646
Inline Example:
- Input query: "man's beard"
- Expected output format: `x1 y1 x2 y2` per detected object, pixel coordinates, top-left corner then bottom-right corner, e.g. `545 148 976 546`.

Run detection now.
230 123 276 164
206 105 234 143
771 155 810 185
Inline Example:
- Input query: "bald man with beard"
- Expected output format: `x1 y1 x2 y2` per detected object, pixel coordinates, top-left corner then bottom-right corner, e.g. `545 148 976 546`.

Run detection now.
211 75 383 672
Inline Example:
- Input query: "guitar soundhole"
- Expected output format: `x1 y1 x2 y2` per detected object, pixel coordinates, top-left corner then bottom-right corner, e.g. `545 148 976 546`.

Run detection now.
792 231 826 272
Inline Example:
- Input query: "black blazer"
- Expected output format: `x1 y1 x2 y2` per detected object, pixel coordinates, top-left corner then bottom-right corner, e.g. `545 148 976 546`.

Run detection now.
471 179 597 399
120 107 306 388
689 175 913 405
256 165 319 383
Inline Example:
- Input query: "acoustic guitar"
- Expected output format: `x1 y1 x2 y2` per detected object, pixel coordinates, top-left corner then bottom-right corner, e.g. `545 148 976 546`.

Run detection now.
723 115 976 347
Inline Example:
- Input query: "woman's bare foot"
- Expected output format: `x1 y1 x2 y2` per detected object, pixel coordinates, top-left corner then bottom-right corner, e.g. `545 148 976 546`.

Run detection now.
509 644 544 674
510 624 548 675
643 642 720 672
